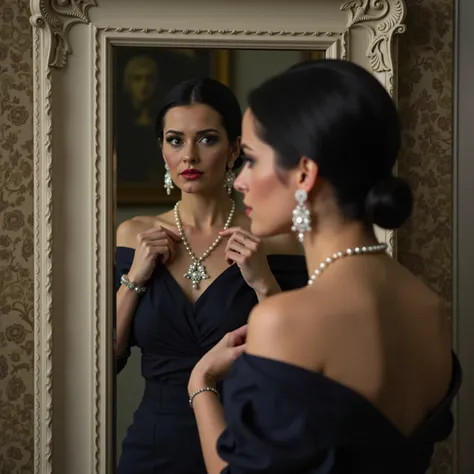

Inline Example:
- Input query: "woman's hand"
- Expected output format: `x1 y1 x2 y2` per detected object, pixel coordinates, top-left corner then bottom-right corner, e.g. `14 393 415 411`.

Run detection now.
189 325 248 393
128 226 182 286
220 227 279 298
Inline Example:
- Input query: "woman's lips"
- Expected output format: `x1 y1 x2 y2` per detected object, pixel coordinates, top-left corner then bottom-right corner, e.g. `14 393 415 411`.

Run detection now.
245 207 252 216
180 169 203 180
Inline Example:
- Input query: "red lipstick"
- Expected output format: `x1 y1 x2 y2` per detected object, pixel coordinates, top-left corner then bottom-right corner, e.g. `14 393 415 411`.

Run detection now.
180 169 203 180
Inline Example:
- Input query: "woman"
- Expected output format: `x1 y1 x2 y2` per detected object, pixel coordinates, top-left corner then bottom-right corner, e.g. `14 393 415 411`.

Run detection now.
115 77 307 474
188 60 461 473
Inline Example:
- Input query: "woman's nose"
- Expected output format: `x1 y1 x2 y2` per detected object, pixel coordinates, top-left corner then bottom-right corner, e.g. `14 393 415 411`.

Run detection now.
233 169 247 193
182 143 199 164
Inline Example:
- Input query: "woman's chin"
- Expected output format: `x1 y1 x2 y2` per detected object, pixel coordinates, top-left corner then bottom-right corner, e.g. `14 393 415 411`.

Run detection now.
179 182 208 195
179 180 227 196
249 220 276 239
250 218 293 239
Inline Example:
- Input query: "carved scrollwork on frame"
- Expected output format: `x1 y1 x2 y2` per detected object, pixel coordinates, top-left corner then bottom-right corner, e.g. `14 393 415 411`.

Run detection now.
340 0 406 258
341 0 407 95
30 0 97 68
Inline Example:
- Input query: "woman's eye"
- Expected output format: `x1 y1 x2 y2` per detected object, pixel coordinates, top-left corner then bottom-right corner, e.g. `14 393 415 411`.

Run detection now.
199 135 218 145
241 156 255 168
166 137 181 147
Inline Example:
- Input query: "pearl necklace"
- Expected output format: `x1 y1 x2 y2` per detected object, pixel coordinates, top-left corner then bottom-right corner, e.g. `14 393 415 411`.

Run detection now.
174 200 235 289
307 243 387 285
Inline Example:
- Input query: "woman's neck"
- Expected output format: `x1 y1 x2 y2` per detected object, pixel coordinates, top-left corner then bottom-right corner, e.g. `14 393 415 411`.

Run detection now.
302 220 379 274
177 190 234 231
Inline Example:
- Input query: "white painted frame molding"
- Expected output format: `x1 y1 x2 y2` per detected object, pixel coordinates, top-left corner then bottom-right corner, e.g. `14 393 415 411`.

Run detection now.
29 1 406 473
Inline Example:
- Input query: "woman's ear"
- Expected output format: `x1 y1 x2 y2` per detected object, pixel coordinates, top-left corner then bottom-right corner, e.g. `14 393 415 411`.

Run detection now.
230 136 241 161
296 157 319 193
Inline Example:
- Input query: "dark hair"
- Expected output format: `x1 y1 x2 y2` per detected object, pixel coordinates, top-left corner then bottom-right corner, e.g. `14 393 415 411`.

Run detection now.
247 59 412 230
156 77 243 167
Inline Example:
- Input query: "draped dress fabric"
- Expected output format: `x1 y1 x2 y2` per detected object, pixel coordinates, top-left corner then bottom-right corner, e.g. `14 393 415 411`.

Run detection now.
115 246 308 474
217 352 462 474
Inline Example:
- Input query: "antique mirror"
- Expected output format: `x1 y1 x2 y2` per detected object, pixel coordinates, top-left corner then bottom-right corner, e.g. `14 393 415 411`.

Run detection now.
112 45 327 463
31 1 409 473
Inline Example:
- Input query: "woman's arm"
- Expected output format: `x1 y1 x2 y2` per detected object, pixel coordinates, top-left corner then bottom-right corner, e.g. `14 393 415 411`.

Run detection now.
115 220 142 358
188 296 294 474
190 291 327 473
115 216 181 358
115 283 141 357
253 233 303 301
221 229 303 302
189 326 248 474
251 268 281 302
188 376 229 474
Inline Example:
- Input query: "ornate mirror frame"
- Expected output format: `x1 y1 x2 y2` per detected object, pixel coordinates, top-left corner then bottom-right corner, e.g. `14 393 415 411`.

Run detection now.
30 1 408 473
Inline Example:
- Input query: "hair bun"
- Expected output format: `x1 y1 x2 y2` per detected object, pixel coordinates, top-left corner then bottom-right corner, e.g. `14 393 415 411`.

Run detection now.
365 176 413 230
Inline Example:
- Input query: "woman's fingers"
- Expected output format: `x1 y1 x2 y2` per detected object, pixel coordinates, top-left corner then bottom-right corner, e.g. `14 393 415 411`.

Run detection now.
225 250 243 265
138 237 176 263
230 325 248 345
138 226 182 243
226 241 252 257
220 227 260 244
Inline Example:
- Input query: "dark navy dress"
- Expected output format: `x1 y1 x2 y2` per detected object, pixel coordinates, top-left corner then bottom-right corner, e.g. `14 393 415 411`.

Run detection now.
115 247 308 474
217 353 461 473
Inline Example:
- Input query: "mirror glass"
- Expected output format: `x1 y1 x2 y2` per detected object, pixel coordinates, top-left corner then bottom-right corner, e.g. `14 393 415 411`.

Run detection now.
113 46 324 470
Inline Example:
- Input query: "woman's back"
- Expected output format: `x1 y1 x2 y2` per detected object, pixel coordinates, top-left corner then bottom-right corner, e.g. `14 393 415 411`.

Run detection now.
188 60 460 474
251 253 453 437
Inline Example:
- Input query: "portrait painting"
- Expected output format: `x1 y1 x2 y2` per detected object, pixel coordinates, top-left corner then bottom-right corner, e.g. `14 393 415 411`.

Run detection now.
113 47 230 205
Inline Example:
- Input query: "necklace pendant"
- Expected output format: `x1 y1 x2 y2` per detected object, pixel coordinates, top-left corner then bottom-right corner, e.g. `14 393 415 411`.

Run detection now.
184 260 209 289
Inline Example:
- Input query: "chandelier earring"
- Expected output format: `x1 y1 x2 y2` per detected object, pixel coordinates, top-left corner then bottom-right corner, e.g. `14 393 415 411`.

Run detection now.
291 189 312 243
164 162 174 196
224 161 236 195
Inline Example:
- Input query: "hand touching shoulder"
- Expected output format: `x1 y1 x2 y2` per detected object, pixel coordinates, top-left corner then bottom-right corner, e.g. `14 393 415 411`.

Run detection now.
116 216 158 248
116 214 181 284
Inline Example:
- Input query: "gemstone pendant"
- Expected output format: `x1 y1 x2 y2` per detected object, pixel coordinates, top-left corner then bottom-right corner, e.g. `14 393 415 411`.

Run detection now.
184 260 209 289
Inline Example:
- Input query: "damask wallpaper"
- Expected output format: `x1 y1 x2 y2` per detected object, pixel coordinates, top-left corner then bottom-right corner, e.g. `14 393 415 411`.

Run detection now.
0 0 455 473
398 0 454 472
0 0 34 472
398 0 453 304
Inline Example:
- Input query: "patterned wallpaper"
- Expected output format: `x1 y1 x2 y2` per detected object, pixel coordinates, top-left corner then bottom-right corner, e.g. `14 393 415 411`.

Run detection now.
398 0 454 472
0 0 34 472
398 0 454 303
0 0 454 472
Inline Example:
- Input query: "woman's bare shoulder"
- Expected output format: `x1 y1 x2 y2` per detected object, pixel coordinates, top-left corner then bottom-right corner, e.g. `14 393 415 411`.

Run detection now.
245 288 331 372
116 211 175 248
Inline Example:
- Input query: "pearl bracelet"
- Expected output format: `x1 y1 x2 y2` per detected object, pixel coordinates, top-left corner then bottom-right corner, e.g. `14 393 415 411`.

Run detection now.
188 387 220 408
120 274 146 295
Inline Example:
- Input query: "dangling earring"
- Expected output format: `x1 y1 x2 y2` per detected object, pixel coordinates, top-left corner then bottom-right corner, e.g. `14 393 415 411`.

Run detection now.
224 161 236 195
164 163 174 196
291 189 311 243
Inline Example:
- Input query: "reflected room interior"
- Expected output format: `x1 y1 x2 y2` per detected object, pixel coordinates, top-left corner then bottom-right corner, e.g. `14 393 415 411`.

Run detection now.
113 46 324 461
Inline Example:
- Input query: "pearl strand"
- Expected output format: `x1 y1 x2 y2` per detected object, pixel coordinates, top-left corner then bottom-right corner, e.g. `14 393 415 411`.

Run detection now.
174 200 235 289
307 243 388 285
174 200 235 263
